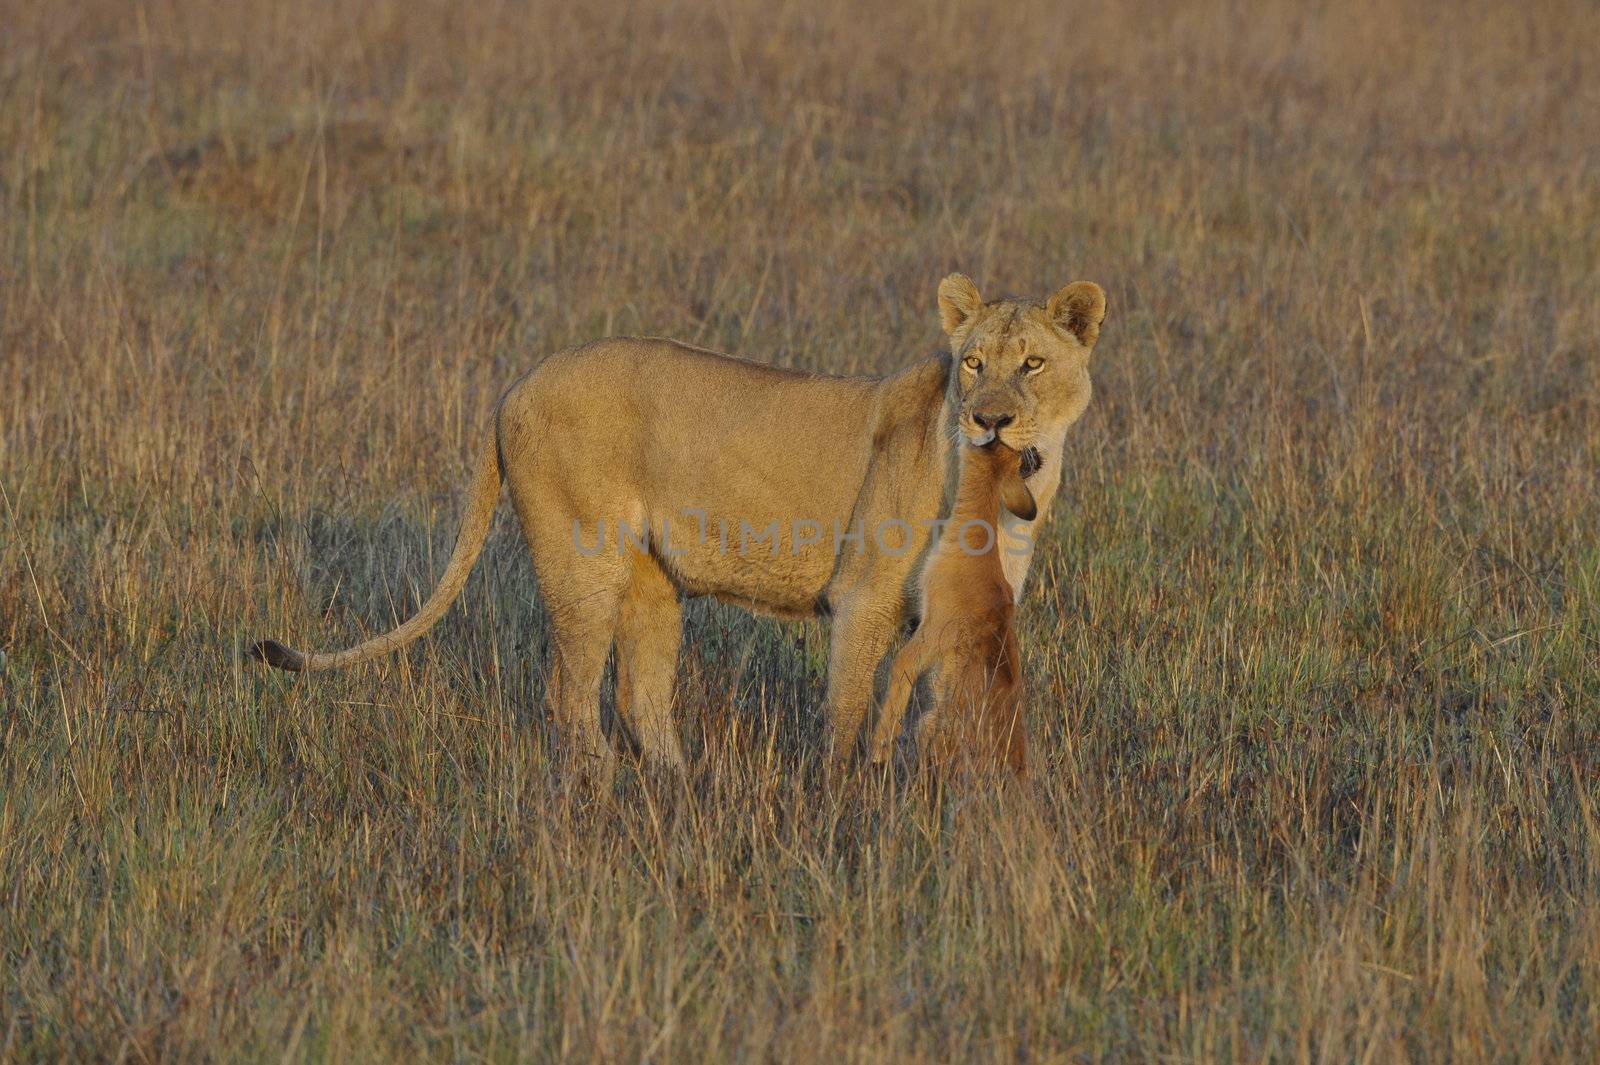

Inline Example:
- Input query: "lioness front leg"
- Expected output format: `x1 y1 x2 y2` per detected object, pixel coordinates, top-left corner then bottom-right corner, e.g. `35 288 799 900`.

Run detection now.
822 597 901 767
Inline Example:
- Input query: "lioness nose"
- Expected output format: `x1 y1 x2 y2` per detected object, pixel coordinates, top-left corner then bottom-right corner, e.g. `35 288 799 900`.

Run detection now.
973 411 1014 431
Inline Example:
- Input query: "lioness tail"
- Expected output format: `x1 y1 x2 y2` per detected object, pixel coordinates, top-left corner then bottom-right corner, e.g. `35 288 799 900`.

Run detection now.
250 432 502 672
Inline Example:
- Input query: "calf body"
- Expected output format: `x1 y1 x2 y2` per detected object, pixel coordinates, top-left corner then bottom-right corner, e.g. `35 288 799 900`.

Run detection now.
871 442 1036 775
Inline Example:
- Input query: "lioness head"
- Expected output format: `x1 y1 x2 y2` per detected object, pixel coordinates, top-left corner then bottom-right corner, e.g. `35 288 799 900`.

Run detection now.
938 274 1107 462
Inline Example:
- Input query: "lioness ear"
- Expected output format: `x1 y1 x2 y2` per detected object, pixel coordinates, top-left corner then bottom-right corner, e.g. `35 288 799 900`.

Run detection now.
1046 281 1107 348
1001 471 1038 522
938 273 984 336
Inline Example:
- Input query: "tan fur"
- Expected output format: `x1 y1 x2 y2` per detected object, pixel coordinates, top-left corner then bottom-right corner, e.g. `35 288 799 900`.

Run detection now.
252 275 1106 779
936 274 1107 598
870 443 1034 775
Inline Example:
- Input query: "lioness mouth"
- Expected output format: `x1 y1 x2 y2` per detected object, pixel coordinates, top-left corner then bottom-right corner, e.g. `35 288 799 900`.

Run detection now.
1019 446 1042 479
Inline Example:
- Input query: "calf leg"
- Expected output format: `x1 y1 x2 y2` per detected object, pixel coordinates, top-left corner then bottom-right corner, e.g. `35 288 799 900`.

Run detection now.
870 628 936 763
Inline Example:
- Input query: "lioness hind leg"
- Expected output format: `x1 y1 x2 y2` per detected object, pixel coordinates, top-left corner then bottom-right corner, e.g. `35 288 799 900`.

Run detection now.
504 452 631 787
544 587 625 787
615 555 686 773
526 539 630 787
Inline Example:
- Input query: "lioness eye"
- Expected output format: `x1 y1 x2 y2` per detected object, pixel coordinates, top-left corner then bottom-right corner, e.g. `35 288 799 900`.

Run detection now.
963 355 983 371
1023 356 1044 372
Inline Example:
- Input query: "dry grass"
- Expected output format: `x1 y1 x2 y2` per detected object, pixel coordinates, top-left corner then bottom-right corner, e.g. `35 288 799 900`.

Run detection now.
4 0 1600 1059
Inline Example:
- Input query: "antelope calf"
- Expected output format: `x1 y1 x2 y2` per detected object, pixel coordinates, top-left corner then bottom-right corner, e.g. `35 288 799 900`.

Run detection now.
870 441 1036 775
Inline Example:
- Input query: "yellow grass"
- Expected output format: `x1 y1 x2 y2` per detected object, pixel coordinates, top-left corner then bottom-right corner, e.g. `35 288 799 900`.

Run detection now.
3 0 1599 1059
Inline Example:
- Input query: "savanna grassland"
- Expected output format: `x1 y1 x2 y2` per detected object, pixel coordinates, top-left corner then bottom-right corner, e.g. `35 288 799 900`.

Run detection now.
4 0 1600 1060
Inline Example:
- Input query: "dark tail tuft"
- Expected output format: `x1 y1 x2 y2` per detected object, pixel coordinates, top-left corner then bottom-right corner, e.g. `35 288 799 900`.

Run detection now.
250 639 306 671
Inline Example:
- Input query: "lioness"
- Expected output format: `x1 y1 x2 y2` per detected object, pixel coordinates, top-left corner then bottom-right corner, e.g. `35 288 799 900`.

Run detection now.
870 440 1035 776
253 274 1106 778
